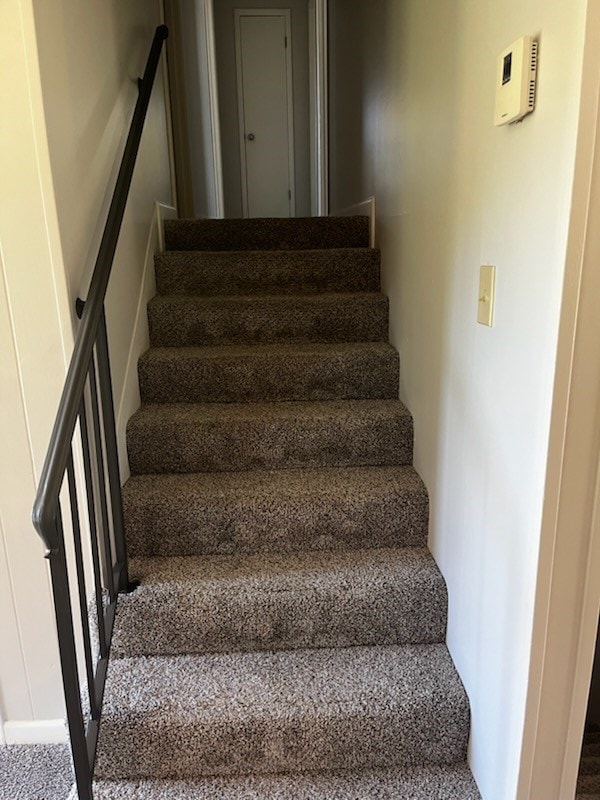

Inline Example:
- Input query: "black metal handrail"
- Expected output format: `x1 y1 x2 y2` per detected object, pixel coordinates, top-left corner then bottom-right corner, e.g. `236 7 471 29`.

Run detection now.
31 25 168 800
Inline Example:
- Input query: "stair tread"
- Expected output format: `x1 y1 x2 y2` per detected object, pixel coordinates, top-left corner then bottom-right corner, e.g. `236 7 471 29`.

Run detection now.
93 763 481 799
125 462 424 491
154 247 380 296
111 547 447 658
101 643 464 717
150 290 384 302
140 340 397 361
129 398 411 425
124 464 425 503
127 546 440 593
164 216 370 251
159 246 379 258
96 643 469 779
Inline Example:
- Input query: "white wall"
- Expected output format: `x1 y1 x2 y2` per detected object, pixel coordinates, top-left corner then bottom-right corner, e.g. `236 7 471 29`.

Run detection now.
215 0 311 217
0 0 173 742
329 2 587 798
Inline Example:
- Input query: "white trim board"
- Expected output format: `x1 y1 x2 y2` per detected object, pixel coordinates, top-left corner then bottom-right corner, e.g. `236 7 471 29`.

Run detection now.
3 719 68 745
156 201 177 253
332 196 376 248
203 0 224 218
309 0 328 215
115 201 176 481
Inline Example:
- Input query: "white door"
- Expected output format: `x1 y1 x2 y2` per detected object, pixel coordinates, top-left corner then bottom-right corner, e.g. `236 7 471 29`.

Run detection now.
235 10 295 218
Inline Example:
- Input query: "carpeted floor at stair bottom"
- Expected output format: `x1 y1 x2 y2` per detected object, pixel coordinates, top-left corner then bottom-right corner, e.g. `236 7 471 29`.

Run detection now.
94 216 481 798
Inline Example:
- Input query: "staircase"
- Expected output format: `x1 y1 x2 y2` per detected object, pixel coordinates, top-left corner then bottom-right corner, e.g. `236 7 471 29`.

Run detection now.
93 216 480 798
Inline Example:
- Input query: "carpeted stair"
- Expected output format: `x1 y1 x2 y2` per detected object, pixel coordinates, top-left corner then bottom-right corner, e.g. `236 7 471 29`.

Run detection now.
577 731 600 799
95 215 480 798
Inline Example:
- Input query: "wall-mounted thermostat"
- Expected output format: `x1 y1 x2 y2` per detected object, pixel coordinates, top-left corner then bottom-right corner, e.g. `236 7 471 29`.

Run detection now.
494 36 538 126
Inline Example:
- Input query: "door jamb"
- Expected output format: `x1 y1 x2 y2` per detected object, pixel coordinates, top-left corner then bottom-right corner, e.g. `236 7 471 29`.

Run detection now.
203 0 224 217
309 0 328 215
517 3 600 796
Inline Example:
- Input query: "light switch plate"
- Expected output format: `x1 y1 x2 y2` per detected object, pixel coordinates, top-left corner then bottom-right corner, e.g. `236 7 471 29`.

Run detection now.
478 265 496 326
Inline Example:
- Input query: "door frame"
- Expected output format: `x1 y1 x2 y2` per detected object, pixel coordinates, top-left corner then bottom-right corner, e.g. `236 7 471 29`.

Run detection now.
516 2 600 797
234 8 296 218
309 0 328 215
204 0 225 217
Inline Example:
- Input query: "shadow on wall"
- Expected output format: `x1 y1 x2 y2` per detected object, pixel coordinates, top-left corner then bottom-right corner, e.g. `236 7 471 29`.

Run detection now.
329 0 462 525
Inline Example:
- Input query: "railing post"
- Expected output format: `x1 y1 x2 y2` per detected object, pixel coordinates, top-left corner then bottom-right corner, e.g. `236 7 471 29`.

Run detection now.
46 510 93 800
96 307 135 593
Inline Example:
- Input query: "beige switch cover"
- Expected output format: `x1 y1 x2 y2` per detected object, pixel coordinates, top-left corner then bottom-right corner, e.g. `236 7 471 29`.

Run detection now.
478 265 496 326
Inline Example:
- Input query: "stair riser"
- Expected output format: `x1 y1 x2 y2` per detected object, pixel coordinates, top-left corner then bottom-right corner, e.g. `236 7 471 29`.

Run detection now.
155 250 380 296
97 708 468 781
127 411 413 475
112 568 447 658
124 475 428 557
138 349 399 404
165 216 370 251
92 765 482 800
148 296 389 348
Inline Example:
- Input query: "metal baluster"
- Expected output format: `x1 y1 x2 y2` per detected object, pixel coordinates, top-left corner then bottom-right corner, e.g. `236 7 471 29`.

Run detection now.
47 508 93 800
79 397 108 660
96 308 133 593
88 353 116 603
66 451 100 722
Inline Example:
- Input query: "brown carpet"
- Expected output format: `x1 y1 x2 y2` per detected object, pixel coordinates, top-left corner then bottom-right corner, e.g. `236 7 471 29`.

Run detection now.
93 215 480 797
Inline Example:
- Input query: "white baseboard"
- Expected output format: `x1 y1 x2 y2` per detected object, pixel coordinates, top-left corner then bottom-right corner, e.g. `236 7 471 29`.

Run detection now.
332 196 376 247
114 201 177 480
3 719 68 745
156 201 177 252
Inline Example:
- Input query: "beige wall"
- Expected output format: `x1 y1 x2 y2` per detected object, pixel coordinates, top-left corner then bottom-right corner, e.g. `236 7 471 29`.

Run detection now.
32 0 174 432
329 2 587 798
215 0 311 217
0 0 172 742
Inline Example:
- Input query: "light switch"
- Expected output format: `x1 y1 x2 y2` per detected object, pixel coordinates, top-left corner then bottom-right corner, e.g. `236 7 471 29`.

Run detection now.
478 265 496 326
